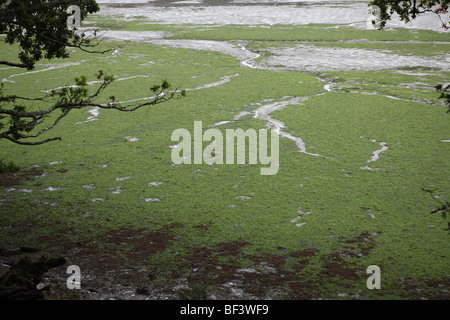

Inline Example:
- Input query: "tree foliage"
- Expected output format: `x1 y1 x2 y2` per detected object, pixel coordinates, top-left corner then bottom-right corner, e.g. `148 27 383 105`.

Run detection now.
0 0 102 70
435 83 450 112
368 1 449 110
0 0 185 145
422 188 450 233
368 0 449 30
0 73 185 145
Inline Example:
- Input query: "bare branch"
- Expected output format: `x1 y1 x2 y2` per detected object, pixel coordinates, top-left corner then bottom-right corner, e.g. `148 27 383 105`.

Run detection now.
0 61 28 68
0 134 62 145
0 73 186 145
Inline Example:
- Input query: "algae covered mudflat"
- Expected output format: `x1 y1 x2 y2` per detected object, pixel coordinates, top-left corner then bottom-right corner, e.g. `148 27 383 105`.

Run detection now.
0 0 448 300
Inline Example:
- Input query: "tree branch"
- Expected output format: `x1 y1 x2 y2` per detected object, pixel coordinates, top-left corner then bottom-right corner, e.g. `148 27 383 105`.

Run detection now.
0 60 28 68
0 2 187 145
0 73 186 145
0 134 62 145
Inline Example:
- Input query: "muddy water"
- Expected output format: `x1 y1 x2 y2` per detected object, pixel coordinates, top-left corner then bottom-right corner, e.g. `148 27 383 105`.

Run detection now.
94 0 450 73
92 0 449 160
252 96 329 157
96 0 448 32
265 44 450 72
360 139 389 170
139 38 450 72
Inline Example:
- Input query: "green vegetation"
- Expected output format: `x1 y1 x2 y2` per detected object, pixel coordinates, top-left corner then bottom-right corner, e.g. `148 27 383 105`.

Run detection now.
0 158 20 174
0 13 448 299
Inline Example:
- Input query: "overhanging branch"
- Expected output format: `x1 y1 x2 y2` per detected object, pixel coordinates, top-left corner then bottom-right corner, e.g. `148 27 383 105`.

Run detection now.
0 60 28 68
0 74 186 145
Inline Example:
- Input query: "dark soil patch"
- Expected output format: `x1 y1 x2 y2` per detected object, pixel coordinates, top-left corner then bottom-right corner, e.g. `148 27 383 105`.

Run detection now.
7 230 378 299
2 225 448 299
41 224 180 298
106 226 177 261
169 232 383 299
170 240 323 299
316 231 379 289
0 167 45 187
